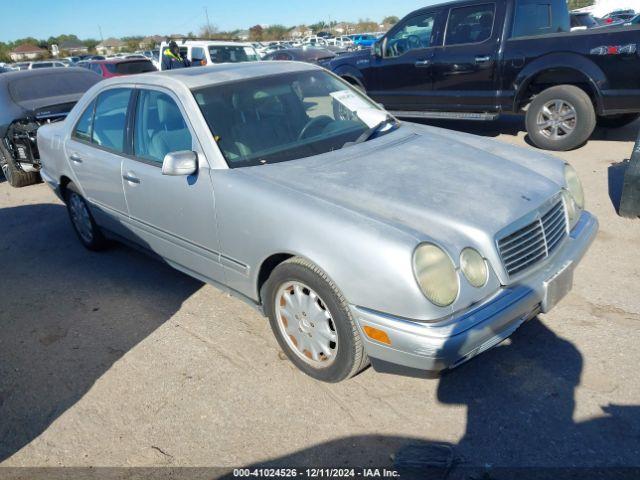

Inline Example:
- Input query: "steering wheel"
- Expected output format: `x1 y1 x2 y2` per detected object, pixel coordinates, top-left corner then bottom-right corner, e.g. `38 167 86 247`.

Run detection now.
298 116 334 141
406 35 422 50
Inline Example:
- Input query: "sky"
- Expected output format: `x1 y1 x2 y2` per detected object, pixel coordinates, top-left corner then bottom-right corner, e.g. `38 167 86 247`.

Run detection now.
1 0 440 42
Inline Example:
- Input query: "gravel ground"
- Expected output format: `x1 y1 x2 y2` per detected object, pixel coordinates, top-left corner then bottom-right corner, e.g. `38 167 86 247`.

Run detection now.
1 117 639 477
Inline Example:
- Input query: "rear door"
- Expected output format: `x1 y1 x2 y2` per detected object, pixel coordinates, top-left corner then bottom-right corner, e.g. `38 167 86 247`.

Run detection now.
65 87 133 238
430 2 503 112
367 9 444 110
120 87 225 284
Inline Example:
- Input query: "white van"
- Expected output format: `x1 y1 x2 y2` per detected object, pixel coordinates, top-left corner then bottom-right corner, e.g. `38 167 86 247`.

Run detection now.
158 40 260 71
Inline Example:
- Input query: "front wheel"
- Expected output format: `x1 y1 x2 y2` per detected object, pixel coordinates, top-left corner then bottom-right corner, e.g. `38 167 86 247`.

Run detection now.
0 144 40 188
64 183 107 251
262 257 368 383
525 85 596 152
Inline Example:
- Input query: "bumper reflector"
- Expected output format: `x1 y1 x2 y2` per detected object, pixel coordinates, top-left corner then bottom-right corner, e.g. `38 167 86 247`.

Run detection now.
363 326 392 345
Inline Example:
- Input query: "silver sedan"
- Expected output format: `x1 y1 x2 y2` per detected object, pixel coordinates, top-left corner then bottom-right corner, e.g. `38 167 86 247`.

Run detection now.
37 62 598 382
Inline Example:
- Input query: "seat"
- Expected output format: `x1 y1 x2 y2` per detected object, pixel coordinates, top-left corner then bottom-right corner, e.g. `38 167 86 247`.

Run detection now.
148 96 191 161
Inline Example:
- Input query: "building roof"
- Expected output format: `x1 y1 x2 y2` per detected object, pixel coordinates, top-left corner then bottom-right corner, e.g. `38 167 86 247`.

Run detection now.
97 38 125 48
12 44 46 54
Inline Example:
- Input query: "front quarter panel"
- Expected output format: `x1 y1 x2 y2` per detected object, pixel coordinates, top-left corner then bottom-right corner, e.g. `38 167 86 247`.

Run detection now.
211 168 456 321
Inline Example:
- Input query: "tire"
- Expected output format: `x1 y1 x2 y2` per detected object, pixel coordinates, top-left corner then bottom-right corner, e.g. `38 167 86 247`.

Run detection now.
262 257 369 383
525 85 596 152
597 113 640 129
64 182 108 251
0 143 40 188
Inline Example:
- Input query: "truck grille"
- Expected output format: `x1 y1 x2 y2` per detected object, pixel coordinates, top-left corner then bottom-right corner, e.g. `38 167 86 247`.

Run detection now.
498 200 568 277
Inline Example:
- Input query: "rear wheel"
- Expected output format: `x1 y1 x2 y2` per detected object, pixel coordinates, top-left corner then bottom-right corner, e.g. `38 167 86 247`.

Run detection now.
64 182 107 251
525 85 596 151
262 257 368 383
597 113 640 129
0 143 40 188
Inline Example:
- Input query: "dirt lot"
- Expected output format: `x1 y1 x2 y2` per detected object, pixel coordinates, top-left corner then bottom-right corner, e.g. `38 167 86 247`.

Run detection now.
1 117 639 476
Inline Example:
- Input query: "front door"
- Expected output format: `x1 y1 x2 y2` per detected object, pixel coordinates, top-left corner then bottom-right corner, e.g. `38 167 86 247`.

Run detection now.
366 10 443 111
121 87 225 284
430 2 503 112
65 88 132 238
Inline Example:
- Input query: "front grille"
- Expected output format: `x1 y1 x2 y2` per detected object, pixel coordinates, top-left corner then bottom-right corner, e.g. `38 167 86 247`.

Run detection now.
498 200 568 277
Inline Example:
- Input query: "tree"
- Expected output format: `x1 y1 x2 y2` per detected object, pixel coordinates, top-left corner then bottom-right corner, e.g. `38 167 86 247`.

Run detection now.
249 25 264 41
199 24 219 39
568 0 594 9
382 16 400 26
263 25 290 41
122 36 144 52
355 19 379 33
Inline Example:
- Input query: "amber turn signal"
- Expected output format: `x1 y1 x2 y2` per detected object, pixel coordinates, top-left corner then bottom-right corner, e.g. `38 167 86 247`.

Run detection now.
363 326 392 345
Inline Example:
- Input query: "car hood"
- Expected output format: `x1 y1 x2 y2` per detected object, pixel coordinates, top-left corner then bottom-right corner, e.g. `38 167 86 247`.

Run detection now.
241 124 566 245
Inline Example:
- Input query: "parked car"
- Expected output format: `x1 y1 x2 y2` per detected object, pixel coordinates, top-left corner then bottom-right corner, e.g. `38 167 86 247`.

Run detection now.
601 10 636 24
350 34 377 48
327 36 355 49
28 61 68 69
301 36 329 48
37 62 597 382
0 68 100 187
85 58 157 78
158 40 259 70
328 0 640 151
0 66 13 74
262 47 336 64
624 14 640 25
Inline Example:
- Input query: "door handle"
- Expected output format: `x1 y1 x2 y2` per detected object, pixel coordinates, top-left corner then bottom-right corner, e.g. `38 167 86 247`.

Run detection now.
123 173 140 185
415 59 432 68
69 153 83 164
475 55 492 64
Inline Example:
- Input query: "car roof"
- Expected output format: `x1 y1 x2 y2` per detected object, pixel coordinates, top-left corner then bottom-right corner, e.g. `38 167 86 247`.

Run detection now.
91 58 151 64
162 40 254 48
103 61 319 90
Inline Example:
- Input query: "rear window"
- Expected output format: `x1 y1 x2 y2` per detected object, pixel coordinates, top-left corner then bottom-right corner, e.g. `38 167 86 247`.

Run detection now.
511 0 570 38
208 46 258 63
104 60 156 75
8 71 99 102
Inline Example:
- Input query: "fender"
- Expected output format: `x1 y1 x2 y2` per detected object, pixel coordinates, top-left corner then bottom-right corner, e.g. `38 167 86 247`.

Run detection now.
513 52 607 113
331 64 367 91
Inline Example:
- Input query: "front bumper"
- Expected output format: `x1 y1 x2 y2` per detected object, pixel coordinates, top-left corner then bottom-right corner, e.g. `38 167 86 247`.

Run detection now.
351 211 599 377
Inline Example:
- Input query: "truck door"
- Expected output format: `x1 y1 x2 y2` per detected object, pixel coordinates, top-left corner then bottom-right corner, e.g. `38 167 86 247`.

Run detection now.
430 2 504 112
366 9 444 111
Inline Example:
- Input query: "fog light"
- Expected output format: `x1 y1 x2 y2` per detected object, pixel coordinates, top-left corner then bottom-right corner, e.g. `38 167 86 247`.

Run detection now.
363 326 392 345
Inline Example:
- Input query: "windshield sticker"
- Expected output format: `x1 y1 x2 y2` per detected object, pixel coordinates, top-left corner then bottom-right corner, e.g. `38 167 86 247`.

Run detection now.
331 90 387 128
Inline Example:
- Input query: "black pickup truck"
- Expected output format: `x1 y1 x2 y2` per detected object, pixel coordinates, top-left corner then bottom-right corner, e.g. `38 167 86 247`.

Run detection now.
327 0 640 151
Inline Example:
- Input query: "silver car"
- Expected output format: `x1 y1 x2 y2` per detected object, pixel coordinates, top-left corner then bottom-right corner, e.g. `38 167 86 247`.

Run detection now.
37 62 598 382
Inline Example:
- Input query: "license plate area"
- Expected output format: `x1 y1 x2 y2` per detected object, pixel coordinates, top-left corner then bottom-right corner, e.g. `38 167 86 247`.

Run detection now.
542 262 574 313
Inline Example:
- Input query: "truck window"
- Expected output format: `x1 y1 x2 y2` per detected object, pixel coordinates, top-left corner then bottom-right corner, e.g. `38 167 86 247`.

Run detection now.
445 4 495 45
385 12 437 58
511 0 570 38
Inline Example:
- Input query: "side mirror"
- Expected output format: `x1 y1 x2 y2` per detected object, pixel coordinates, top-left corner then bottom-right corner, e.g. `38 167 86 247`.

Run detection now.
373 40 383 59
162 151 198 176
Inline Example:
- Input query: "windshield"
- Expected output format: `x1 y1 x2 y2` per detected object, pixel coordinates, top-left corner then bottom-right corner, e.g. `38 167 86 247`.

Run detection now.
208 46 259 63
193 70 396 168
104 60 156 75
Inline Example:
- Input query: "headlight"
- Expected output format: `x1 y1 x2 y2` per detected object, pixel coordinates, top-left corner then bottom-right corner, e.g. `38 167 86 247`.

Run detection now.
413 244 459 307
564 164 585 209
460 248 488 288
562 190 580 229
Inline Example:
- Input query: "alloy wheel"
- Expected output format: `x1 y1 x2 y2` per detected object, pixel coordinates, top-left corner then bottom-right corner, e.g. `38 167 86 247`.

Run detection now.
537 99 577 140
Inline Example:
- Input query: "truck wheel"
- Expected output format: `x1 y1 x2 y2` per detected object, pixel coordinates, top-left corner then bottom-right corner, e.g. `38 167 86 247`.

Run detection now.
526 85 596 151
0 144 41 188
597 113 640 129
64 182 107 251
262 257 368 383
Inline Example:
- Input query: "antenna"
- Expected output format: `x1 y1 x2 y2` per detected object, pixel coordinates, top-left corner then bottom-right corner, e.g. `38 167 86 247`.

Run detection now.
98 25 104 42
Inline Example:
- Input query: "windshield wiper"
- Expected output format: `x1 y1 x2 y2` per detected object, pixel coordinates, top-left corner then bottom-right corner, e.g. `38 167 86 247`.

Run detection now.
344 116 399 148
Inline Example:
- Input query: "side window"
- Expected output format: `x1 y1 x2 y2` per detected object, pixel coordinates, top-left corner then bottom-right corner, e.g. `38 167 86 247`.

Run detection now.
385 12 437 58
511 0 570 38
73 101 96 142
192 47 206 65
91 89 132 153
134 90 192 164
446 4 495 45
90 63 102 76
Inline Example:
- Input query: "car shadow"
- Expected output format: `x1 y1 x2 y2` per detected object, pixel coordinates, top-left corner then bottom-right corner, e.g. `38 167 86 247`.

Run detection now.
412 115 640 147
230 319 640 478
0 203 203 462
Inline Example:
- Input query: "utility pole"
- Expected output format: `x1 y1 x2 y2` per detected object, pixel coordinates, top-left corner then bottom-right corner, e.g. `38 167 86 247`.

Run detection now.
204 6 212 37
98 25 104 42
